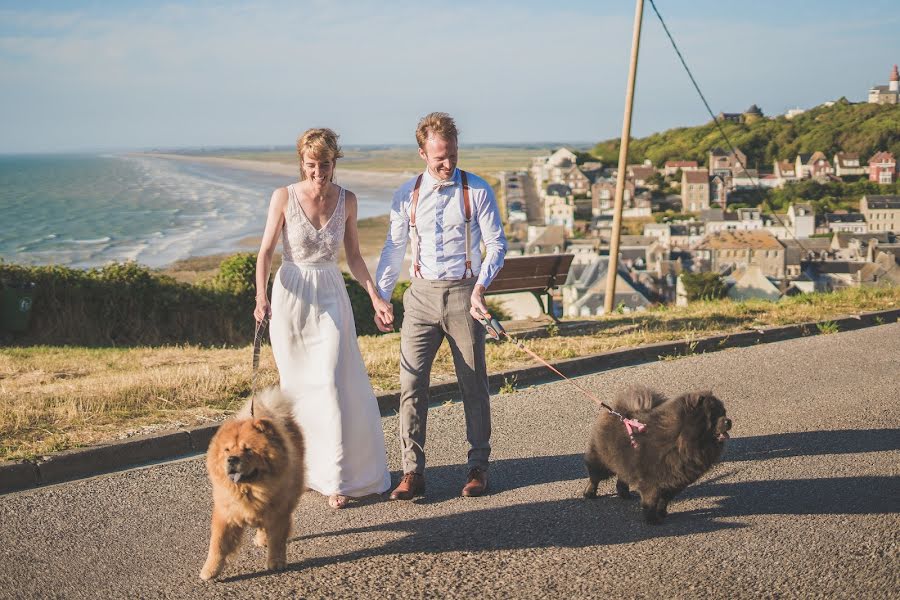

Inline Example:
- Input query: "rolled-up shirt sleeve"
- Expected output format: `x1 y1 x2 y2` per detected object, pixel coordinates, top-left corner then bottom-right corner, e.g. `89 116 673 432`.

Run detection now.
476 186 507 289
375 187 410 300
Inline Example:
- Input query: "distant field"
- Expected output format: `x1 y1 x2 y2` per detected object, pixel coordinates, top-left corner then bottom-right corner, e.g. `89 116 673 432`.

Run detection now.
210 145 552 175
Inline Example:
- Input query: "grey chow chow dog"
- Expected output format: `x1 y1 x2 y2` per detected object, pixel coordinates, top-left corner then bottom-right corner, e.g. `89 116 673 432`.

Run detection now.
583 385 732 524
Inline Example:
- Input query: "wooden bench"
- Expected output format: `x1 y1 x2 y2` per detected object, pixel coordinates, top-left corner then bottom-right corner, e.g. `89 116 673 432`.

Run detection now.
485 254 575 321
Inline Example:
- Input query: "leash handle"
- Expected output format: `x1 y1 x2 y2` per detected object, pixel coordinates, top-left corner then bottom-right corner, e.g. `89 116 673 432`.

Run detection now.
475 309 505 341
250 316 269 417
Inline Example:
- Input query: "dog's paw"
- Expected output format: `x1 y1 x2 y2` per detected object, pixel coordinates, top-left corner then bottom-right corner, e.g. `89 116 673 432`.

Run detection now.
199 561 223 581
615 480 632 499
254 529 268 548
642 506 664 525
267 558 287 572
582 483 598 499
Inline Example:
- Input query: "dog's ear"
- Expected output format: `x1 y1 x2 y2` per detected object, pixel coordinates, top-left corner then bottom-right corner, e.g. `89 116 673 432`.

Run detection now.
685 393 704 409
252 418 276 437
686 391 717 409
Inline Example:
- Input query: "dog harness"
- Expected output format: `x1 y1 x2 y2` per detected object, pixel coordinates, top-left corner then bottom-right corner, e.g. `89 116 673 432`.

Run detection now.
408 171 475 280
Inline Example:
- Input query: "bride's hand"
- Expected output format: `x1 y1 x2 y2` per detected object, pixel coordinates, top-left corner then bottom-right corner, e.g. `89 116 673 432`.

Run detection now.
372 296 394 330
254 295 271 323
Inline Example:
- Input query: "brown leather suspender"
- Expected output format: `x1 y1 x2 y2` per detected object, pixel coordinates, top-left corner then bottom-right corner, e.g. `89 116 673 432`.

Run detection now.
409 171 473 279
409 174 424 278
460 171 474 278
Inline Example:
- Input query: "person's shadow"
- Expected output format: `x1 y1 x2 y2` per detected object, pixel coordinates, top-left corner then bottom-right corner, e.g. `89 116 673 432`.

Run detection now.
222 428 899 582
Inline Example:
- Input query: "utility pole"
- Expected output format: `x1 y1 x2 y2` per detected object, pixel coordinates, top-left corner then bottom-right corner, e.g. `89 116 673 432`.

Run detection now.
604 0 645 314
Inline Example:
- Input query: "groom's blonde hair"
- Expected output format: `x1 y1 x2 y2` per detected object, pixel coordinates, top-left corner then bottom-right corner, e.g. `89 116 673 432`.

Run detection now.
296 128 344 179
416 112 458 148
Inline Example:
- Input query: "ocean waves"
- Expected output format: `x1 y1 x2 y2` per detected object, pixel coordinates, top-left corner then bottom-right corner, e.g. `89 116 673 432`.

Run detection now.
0 154 396 269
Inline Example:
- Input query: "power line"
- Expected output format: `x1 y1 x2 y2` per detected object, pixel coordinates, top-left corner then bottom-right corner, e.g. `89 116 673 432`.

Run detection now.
646 0 813 257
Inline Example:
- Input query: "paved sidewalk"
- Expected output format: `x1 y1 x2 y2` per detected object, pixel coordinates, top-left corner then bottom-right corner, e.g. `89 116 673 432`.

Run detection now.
0 323 897 598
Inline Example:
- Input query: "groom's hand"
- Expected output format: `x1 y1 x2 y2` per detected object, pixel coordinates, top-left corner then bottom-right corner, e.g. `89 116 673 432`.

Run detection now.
374 312 393 333
469 284 490 321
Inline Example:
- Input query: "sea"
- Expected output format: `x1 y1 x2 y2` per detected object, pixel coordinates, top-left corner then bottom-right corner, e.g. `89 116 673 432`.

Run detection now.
0 153 398 269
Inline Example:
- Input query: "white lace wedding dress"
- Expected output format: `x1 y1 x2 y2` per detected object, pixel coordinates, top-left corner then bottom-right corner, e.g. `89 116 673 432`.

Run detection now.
269 184 390 497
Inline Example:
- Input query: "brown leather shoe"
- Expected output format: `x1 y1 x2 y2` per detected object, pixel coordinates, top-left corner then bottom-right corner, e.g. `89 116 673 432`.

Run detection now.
462 468 488 497
389 472 425 500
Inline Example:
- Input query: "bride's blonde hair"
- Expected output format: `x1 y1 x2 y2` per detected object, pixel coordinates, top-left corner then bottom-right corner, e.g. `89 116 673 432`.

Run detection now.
296 128 344 180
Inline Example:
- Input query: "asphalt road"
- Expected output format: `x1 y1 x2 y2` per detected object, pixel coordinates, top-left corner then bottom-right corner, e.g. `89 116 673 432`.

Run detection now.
1 324 898 599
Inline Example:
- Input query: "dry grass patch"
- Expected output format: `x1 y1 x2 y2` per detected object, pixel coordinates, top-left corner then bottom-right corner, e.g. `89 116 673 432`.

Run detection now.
1 286 896 460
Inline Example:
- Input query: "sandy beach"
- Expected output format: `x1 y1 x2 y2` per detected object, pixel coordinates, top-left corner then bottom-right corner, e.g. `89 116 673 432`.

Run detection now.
140 152 412 188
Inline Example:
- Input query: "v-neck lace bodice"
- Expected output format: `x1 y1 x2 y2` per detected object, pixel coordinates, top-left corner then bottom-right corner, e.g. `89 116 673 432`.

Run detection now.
282 184 345 264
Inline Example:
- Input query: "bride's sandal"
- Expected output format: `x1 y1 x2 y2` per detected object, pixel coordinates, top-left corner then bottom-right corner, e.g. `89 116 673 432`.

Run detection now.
327 495 349 509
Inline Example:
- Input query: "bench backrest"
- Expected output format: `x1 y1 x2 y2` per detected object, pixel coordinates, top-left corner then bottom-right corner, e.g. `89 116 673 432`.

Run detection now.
487 254 575 294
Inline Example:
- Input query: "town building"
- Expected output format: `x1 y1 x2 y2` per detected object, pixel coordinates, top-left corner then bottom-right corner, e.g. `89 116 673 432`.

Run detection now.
627 162 658 187
787 203 816 239
824 213 867 234
860 195 900 233
726 266 783 302
591 178 635 214
833 152 865 178
709 147 748 177
730 169 761 189
663 161 701 177
868 65 900 105
794 152 833 179
543 184 575 234
694 230 786 278
807 151 834 179
774 160 798 184
868 152 896 184
682 170 710 213
561 257 651 316
525 225 566 255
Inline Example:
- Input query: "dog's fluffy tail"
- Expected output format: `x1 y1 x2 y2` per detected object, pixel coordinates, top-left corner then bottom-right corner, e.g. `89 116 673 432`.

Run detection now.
611 385 667 416
236 387 295 421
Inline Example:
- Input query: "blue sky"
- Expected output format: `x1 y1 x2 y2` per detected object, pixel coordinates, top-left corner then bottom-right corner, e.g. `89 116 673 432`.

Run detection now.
1 0 898 153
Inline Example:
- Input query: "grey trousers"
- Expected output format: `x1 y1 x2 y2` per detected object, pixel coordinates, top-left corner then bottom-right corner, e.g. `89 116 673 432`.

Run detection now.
399 278 491 474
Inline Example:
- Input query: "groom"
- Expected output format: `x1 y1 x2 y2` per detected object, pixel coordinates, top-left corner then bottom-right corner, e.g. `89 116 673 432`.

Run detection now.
374 112 507 499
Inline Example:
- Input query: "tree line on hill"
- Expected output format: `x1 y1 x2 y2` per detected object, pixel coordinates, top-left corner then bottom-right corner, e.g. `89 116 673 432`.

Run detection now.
590 100 900 170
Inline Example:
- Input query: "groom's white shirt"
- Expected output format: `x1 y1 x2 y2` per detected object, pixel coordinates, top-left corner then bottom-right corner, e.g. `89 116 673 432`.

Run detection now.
375 168 507 301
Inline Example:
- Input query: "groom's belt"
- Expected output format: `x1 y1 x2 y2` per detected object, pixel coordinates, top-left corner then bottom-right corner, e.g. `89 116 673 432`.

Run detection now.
409 277 477 289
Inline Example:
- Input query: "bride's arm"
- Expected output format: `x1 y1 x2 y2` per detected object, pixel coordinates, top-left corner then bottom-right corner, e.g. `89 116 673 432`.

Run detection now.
344 191 394 328
254 187 288 322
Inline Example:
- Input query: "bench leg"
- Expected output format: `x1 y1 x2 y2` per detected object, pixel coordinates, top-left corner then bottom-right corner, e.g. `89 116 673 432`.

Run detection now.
530 291 561 323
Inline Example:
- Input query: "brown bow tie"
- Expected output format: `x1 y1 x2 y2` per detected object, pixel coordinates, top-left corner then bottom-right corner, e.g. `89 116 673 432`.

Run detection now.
433 180 455 191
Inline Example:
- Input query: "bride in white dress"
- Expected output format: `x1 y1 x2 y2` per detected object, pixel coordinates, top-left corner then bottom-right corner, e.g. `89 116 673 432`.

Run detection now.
253 128 393 508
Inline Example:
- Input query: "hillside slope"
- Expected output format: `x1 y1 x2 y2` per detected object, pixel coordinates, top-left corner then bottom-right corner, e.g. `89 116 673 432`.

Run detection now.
591 100 900 169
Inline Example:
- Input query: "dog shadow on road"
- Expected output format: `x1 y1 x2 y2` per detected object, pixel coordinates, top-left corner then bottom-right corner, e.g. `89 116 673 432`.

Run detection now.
221 428 898 582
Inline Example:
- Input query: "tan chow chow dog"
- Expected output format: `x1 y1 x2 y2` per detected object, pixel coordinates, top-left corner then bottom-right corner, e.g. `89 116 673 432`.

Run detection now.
200 388 305 581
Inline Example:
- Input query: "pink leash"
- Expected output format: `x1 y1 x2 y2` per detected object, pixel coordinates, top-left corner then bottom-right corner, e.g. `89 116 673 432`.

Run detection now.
476 311 647 448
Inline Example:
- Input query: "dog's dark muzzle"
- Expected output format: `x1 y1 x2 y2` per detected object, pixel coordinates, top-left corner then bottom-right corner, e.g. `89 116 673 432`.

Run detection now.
225 457 258 484
716 418 732 442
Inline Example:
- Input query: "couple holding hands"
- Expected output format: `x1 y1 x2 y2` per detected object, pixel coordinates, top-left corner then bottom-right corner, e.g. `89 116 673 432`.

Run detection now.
254 113 508 509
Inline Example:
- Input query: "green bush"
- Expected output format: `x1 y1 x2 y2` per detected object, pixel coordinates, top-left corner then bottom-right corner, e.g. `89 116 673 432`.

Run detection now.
0 261 250 346
0 256 404 346
212 252 257 295
681 272 729 302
